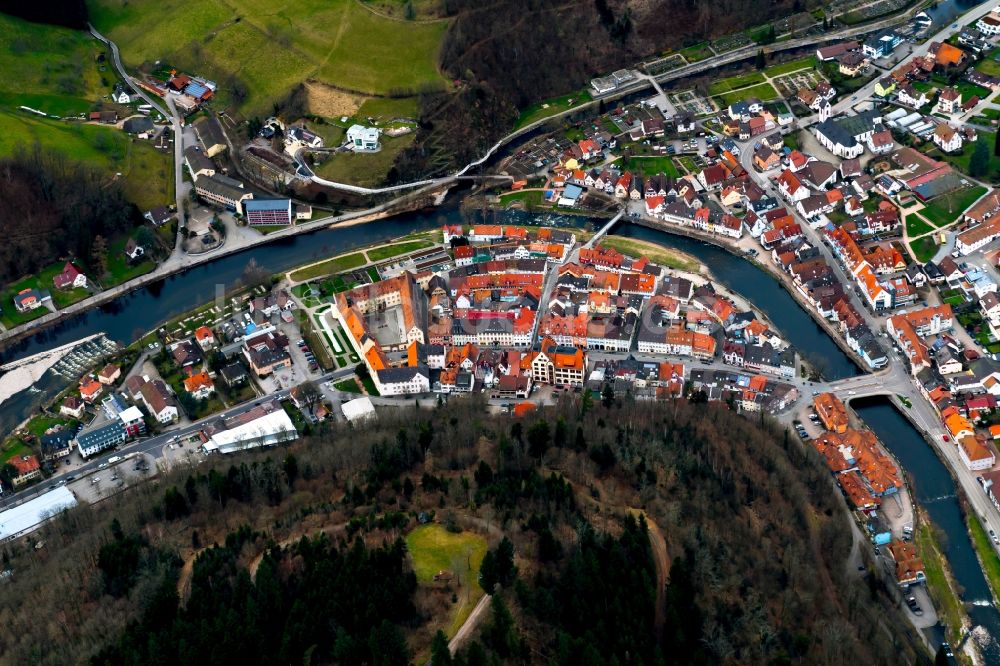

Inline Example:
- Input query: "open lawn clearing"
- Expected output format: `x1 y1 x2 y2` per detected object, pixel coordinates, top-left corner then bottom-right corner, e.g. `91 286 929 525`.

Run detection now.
977 59 1000 78
920 186 989 227
90 0 447 112
498 190 545 207
602 235 699 271
917 522 965 642
104 235 155 287
679 43 713 63
707 71 766 96
904 214 935 237
516 90 592 129
0 13 107 117
289 253 366 282
933 133 1000 184
406 524 488 638
356 96 421 121
765 56 817 77
118 140 174 211
716 82 780 106
909 236 938 263
0 110 172 210
0 111 126 168
955 80 991 102
312 133 415 187
367 240 435 262
334 378 361 393
614 155 680 178
361 374 380 395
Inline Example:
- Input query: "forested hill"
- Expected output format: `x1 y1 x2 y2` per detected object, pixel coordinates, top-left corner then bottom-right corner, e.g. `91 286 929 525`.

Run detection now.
0 397 927 665
399 0 816 177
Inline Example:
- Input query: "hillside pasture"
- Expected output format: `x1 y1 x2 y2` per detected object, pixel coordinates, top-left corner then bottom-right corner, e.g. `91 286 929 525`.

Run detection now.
89 0 448 113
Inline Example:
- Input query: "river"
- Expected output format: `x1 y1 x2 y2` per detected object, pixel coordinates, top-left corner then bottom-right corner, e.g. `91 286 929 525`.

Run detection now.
855 397 1000 663
925 0 990 27
610 225 861 380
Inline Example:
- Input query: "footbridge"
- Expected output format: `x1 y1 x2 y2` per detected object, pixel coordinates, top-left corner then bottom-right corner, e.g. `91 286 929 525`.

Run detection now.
583 210 626 249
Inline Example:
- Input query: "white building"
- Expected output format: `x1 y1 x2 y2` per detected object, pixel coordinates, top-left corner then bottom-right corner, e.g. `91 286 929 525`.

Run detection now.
375 367 431 395
0 487 77 540
203 409 298 454
346 124 381 152
341 397 377 423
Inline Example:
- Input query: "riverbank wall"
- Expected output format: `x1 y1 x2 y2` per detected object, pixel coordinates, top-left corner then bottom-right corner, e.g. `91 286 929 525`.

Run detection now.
629 217 871 378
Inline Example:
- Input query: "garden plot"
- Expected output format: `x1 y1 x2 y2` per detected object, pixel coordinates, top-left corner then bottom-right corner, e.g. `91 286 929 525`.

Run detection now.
772 70 828 98
669 90 716 116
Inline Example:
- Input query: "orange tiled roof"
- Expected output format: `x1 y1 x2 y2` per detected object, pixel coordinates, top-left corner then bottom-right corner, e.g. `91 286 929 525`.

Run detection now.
813 392 848 433
183 372 214 393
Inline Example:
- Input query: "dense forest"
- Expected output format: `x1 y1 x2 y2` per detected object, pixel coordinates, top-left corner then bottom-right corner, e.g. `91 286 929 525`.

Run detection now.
0 148 138 284
0 397 928 665
0 0 88 29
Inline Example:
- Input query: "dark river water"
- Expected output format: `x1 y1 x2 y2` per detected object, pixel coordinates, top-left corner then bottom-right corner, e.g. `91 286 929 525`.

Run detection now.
855 398 1000 663
612 224 861 380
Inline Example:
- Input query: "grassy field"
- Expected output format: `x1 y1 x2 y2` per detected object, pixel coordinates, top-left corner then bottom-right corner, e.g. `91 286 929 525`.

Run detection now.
406 524 488 637
89 0 448 113
601 235 699 271
716 82 780 105
0 14 173 211
356 96 421 121
498 190 544 207
955 80 991 102
976 58 1000 78
765 56 817 77
920 185 989 227
289 252 366 282
904 214 935 237
707 71 766 96
934 133 1000 183
312 133 415 187
516 90 592 129
679 43 713 63
0 13 108 117
909 236 938 263
367 240 434 262
968 513 1000 602
916 522 965 642
614 155 680 178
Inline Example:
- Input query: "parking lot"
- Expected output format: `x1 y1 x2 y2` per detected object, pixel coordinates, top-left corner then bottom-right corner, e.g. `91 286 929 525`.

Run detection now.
65 452 156 503
257 322 321 394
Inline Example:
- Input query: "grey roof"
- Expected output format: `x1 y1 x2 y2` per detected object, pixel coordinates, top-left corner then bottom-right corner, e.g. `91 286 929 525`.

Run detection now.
194 115 227 150
196 174 249 202
123 116 154 134
184 146 215 173
376 366 429 383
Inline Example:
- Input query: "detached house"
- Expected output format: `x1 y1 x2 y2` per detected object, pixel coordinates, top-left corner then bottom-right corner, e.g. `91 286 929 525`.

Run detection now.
936 88 962 115
897 83 928 109
53 262 87 290
933 124 963 153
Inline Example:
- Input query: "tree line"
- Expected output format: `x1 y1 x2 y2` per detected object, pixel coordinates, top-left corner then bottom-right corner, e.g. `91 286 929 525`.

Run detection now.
0 147 139 284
